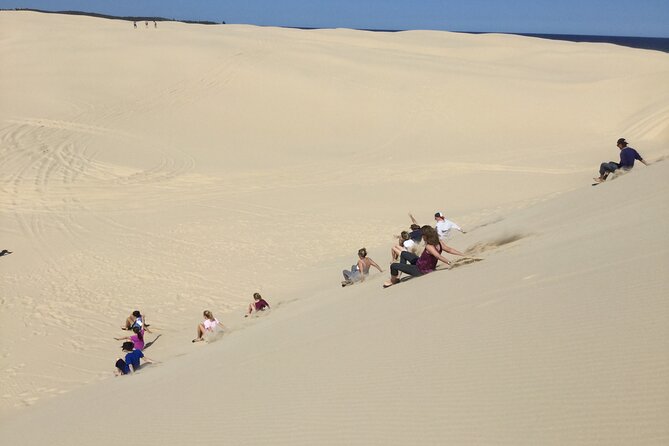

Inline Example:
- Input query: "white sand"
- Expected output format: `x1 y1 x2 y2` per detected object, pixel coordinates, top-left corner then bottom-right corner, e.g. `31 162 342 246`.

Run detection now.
1 11 668 445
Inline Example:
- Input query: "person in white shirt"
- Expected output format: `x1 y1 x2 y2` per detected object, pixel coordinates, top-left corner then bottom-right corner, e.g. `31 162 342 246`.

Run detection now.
434 211 466 240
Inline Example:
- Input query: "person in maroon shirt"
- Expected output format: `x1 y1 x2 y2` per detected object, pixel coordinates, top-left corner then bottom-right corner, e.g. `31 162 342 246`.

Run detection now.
246 292 270 317
383 226 452 288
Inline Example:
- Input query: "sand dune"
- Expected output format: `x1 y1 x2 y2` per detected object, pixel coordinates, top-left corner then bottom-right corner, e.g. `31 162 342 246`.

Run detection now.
1 11 668 444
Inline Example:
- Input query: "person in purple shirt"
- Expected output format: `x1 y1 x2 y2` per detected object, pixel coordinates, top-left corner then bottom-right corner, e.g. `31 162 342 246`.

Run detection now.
594 138 648 183
114 326 145 351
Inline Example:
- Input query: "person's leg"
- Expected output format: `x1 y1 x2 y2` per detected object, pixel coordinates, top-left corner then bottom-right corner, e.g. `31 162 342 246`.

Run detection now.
399 251 418 265
391 246 402 261
390 262 422 278
115 359 128 375
597 162 618 181
193 323 206 342
385 263 422 287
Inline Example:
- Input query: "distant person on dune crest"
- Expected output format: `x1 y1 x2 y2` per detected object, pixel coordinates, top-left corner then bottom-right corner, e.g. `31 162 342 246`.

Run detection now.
594 138 648 183
246 292 270 317
192 310 224 342
342 248 383 286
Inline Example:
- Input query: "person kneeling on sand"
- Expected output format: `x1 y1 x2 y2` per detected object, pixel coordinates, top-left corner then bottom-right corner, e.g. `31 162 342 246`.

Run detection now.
246 292 270 317
192 310 224 342
384 226 452 288
594 138 648 183
115 341 153 375
342 248 383 286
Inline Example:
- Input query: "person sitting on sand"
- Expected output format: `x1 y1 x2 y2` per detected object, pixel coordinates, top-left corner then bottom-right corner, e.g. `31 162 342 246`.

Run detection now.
342 248 383 285
434 211 466 240
0 249 12 257
122 310 151 333
594 138 648 183
114 326 145 351
115 341 153 375
384 226 452 287
391 231 418 262
246 292 270 317
409 213 466 257
192 310 224 342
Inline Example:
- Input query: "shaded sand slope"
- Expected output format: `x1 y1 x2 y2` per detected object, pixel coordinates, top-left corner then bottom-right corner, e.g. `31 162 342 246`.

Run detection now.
1 161 668 444
1 12 668 443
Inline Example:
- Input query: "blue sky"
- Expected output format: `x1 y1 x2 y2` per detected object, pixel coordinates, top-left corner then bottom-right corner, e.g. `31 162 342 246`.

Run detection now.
1 0 668 37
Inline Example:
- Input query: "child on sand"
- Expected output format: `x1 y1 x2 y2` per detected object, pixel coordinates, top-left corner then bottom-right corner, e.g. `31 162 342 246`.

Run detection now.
192 310 224 342
246 292 270 317
122 310 151 333
391 231 416 261
114 326 145 350
115 341 153 375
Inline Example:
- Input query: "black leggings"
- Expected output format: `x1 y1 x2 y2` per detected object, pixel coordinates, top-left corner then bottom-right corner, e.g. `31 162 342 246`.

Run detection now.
391 251 422 277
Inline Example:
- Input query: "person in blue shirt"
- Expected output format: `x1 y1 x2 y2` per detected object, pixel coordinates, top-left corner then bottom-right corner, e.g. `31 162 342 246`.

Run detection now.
594 138 648 183
115 341 154 375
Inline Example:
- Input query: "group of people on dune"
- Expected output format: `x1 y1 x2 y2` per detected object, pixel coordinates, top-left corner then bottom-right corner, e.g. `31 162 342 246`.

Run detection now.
107 137 656 375
342 211 468 288
113 293 270 375
341 138 650 287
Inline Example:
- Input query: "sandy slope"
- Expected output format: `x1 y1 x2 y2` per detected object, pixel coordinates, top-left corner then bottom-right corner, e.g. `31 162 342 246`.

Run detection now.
1 11 668 444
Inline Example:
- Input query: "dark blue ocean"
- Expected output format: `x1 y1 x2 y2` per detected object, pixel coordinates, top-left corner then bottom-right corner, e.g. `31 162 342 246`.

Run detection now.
361 29 669 53
506 33 669 53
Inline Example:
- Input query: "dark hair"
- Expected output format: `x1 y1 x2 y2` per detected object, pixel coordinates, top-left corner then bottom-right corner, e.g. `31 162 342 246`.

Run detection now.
410 224 420 230
358 248 367 258
132 310 142 318
400 231 409 240
132 326 141 334
421 225 440 246
122 341 135 351
253 292 262 300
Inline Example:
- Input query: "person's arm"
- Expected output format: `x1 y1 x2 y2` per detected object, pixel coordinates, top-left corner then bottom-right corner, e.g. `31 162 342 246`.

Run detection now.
114 336 130 341
425 244 452 267
368 258 383 273
409 213 418 225
439 240 464 257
